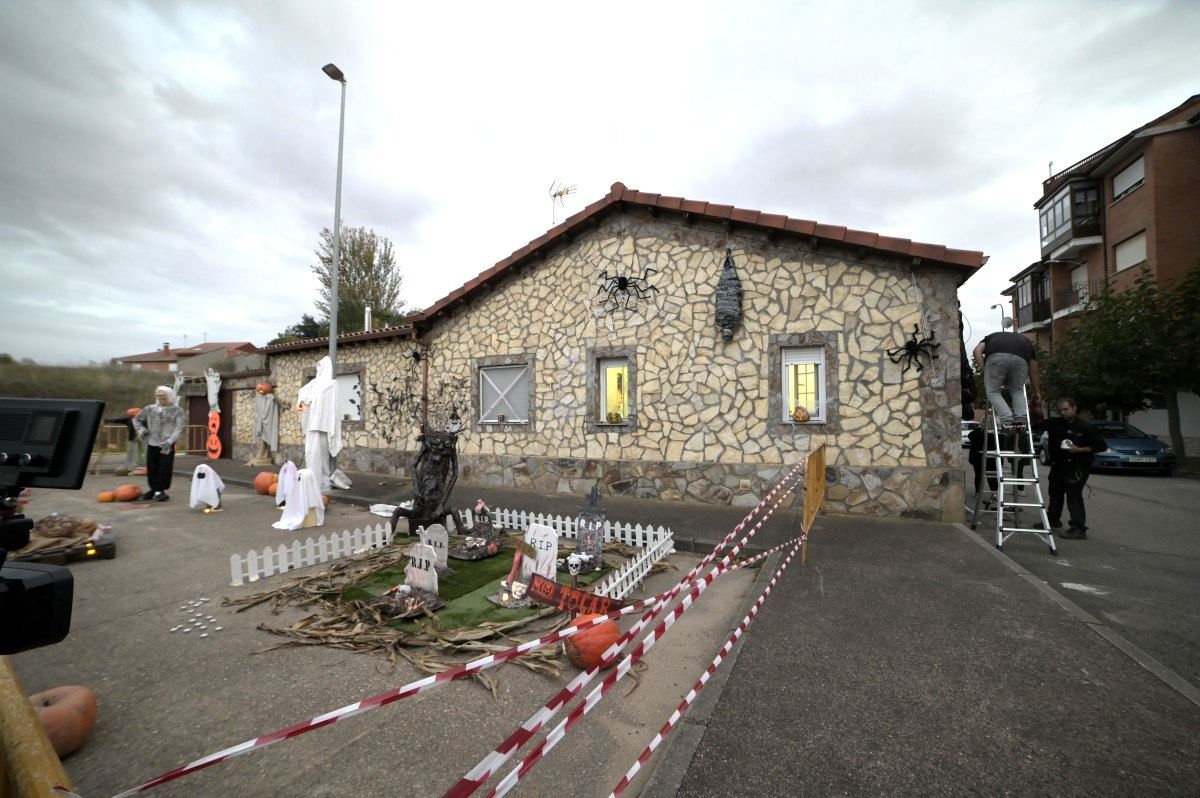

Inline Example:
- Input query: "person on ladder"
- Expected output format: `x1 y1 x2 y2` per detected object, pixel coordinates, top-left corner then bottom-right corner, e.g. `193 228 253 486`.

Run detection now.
972 330 1043 432
1035 397 1107 540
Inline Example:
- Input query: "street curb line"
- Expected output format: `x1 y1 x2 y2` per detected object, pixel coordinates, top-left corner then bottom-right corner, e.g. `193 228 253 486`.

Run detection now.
638 548 784 797
954 522 1200 710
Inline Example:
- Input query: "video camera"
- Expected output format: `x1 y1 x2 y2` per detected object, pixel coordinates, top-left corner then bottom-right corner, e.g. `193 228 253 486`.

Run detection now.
1 397 104 655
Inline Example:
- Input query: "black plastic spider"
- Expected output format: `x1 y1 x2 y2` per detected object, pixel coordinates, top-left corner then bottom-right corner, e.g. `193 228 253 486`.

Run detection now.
887 325 941 374
596 266 658 312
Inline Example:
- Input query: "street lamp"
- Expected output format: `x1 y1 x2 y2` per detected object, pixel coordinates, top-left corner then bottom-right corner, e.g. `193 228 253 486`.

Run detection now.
323 63 346 374
989 303 1012 330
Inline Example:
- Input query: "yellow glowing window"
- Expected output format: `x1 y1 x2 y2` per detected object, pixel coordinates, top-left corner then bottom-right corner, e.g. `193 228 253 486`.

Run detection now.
599 358 629 423
782 347 823 422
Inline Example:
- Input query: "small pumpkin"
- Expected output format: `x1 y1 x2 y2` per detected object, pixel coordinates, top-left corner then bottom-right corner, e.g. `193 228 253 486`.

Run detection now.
791 405 811 423
114 484 142 502
565 613 621 670
30 685 98 758
268 482 278 497
96 491 116 503
125 407 141 418
255 382 275 394
253 471 277 495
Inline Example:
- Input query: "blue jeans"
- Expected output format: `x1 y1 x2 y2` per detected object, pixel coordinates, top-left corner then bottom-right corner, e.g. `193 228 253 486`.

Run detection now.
984 353 1029 426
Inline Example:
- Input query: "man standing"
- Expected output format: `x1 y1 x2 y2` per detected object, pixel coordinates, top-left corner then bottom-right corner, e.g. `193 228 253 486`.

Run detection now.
1036 398 1107 539
132 386 185 502
972 331 1042 430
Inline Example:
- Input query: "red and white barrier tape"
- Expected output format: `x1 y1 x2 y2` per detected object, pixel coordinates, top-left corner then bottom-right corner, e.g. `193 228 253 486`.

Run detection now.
114 460 806 796
490 537 805 797
607 539 803 796
445 465 805 797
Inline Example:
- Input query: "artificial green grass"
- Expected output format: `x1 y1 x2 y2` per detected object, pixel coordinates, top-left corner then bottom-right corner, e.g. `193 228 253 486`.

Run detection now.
340 541 611 632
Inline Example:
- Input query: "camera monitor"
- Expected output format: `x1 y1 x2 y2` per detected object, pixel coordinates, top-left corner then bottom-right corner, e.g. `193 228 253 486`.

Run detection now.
0 397 105 490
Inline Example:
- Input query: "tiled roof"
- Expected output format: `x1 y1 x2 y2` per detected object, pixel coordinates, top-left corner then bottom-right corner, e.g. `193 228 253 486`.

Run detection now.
262 183 986 353
257 324 417 354
419 182 985 324
117 342 256 362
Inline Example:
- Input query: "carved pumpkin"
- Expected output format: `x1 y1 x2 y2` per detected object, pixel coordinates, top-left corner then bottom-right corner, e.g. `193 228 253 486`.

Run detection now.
565 613 621 670
253 471 276 495
96 491 116 503
268 482 278 497
256 382 275 394
114 484 142 502
791 406 811 423
29 685 98 758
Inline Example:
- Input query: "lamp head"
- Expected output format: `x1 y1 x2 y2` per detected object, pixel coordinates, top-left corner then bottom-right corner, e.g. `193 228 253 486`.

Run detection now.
322 63 346 83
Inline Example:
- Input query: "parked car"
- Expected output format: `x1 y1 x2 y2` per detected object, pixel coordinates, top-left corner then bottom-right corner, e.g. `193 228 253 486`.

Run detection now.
960 420 981 448
1089 421 1175 475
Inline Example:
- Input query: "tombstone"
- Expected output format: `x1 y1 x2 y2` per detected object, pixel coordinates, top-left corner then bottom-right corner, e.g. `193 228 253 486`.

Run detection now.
420 523 450 571
521 523 558 584
448 503 502 561
405 542 439 595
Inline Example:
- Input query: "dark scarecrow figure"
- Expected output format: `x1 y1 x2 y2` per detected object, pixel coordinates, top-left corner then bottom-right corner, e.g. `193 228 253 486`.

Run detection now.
390 422 460 537
887 324 941 374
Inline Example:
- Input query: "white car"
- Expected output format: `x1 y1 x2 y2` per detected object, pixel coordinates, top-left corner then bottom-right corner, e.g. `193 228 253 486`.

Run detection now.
960 420 981 448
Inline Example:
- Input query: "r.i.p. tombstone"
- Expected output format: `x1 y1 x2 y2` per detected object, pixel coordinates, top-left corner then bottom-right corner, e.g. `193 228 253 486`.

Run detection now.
420 523 449 571
520 523 558 584
405 542 439 595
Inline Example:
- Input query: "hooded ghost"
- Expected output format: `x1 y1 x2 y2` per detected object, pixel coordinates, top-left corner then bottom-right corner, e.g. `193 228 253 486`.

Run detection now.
189 464 225 509
275 460 298 507
272 468 324 530
296 357 351 492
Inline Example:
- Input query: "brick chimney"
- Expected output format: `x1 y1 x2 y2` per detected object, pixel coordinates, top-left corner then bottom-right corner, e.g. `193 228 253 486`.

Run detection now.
162 342 171 352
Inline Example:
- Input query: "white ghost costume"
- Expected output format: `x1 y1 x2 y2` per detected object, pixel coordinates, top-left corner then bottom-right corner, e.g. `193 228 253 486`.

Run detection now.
275 460 298 507
296 357 352 492
272 468 324 530
189 464 225 509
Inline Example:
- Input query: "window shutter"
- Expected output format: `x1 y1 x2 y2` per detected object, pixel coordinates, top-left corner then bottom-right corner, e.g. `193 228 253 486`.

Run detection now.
480 365 529 421
1113 156 1144 198
336 374 362 421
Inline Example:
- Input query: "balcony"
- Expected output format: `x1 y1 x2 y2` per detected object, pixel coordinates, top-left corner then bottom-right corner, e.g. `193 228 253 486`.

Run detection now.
1042 215 1102 260
1016 298 1051 330
1053 280 1108 318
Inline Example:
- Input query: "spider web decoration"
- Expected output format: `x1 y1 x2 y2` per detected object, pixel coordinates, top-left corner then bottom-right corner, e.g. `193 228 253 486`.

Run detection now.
580 245 665 338
887 324 941 375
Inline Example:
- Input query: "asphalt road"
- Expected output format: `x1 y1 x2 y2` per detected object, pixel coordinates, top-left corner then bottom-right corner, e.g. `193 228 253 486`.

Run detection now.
969 468 1200 690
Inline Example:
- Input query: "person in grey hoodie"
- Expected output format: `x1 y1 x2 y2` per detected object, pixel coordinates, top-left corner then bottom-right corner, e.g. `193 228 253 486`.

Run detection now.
132 385 185 501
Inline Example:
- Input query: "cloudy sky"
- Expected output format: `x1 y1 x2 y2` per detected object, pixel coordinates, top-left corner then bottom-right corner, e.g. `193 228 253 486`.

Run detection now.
2 0 1196 364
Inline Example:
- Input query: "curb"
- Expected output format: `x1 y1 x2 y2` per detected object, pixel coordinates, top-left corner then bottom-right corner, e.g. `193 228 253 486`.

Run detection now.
638 549 782 797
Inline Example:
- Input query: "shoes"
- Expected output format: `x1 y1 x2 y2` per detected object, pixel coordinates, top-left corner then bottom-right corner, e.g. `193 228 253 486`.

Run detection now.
1059 527 1087 540
153 492 170 502
141 490 155 500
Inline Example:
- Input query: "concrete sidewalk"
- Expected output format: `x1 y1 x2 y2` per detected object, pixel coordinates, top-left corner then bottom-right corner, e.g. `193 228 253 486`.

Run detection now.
84 454 1200 795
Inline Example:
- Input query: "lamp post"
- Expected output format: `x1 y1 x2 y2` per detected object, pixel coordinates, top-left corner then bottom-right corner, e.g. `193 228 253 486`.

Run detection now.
322 63 346 374
989 303 1010 329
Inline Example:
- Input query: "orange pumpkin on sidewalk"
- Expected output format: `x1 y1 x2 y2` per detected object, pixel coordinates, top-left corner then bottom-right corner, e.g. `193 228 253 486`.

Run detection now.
114 484 142 502
29 685 98 758
565 613 621 670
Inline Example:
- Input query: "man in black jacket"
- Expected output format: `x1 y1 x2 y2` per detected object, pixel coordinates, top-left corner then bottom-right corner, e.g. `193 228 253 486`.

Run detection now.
1035 397 1107 539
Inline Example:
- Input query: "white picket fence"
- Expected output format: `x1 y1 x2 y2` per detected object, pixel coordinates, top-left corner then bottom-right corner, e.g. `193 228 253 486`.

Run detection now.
230 523 393 586
229 506 675 594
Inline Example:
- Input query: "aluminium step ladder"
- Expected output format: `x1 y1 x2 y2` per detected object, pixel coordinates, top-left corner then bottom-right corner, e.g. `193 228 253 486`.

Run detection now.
969 386 1056 555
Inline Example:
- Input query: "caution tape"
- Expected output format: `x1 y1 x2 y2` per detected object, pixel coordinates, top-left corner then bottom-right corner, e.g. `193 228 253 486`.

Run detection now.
445 464 805 797
607 538 803 796
111 461 806 798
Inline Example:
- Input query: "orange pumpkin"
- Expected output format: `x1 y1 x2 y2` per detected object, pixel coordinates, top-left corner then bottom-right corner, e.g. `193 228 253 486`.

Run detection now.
114 484 142 502
565 613 621 670
96 491 116 503
255 382 275 394
253 471 277 495
125 407 141 418
29 685 98 758
268 482 278 497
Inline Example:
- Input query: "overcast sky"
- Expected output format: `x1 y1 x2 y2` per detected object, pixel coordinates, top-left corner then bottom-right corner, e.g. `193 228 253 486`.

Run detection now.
2 0 1196 364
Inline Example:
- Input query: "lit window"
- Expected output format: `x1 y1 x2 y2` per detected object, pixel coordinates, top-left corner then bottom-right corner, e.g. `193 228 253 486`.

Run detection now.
782 347 823 422
479 364 529 423
598 358 629 424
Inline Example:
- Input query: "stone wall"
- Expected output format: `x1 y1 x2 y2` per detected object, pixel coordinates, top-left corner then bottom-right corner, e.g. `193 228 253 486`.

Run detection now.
253 208 966 520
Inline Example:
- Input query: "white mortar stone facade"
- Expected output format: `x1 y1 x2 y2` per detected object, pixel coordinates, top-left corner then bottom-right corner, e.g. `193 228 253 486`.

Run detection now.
252 197 973 521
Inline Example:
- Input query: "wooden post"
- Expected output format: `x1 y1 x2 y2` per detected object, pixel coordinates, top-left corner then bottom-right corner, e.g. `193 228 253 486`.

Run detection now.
0 658 75 797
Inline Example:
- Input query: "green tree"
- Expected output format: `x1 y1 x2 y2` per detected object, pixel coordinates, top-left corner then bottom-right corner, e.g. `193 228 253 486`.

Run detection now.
312 225 407 333
1042 266 1200 456
267 313 328 346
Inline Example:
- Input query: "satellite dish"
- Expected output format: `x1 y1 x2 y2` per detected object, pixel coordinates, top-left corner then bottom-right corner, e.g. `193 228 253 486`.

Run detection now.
1002 317 1014 329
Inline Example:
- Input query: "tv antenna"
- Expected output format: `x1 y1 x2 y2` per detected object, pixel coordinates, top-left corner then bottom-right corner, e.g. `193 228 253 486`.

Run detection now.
549 180 576 225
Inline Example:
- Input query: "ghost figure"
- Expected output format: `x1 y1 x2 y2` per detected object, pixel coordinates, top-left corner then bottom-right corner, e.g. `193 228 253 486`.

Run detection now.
189 464 225 510
272 468 324 530
296 357 352 492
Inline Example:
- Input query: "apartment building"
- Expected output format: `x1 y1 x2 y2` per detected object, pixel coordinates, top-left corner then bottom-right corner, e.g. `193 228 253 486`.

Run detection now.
1003 94 1200 353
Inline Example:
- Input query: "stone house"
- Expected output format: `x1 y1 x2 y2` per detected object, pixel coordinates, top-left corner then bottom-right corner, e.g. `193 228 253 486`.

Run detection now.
244 183 984 521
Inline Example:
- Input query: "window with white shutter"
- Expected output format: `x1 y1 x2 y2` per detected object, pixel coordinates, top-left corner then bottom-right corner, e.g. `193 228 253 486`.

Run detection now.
479 364 530 423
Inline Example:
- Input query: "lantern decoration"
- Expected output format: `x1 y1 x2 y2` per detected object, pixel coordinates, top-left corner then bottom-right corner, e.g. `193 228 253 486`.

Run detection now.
714 247 743 342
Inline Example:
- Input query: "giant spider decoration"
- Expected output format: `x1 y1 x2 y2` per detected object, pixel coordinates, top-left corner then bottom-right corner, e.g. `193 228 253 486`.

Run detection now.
887 325 941 374
596 266 659 312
